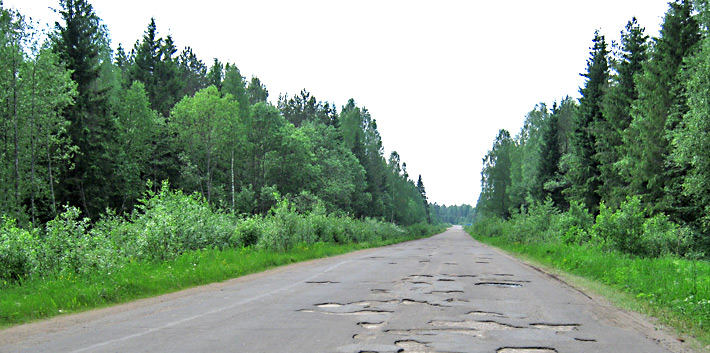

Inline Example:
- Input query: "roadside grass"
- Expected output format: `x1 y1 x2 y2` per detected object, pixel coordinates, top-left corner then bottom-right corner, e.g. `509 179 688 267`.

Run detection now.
0 232 434 329
468 232 710 349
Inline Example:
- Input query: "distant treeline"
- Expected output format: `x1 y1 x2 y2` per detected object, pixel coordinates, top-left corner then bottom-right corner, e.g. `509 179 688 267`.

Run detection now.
476 0 710 254
0 0 433 227
431 204 475 225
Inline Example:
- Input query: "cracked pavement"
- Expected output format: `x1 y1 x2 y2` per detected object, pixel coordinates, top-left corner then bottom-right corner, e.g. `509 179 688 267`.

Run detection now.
0 227 691 352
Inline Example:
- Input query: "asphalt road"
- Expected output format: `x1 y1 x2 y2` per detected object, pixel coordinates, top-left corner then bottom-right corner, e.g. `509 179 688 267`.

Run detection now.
0 227 691 353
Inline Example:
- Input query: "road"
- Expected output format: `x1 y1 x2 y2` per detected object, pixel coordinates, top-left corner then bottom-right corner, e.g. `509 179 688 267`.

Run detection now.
0 227 691 353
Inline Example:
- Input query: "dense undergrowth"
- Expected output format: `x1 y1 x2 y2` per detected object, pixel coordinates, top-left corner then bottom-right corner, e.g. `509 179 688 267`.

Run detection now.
467 197 710 345
0 181 444 326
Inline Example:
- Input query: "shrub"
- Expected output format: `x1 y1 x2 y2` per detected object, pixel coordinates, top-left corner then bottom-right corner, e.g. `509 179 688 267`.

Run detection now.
40 206 93 275
130 181 238 261
556 201 594 245
641 214 693 257
0 217 39 282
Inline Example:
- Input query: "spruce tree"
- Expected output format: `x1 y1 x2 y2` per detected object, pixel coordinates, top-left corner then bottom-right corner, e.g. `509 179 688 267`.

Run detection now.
53 0 116 218
565 30 609 214
620 0 699 218
598 18 649 208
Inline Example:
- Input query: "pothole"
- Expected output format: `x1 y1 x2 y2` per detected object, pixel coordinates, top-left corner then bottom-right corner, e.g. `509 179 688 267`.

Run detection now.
476 261 490 264
430 320 519 330
358 321 385 329
497 348 557 353
395 340 434 353
345 310 393 316
386 329 481 337
444 298 469 303
475 282 522 288
306 281 340 284
531 323 580 332
316 310 394 316
574 337 597 342
468 310 506 317
400 299 447 307
444 262 458 265
437 278 455 282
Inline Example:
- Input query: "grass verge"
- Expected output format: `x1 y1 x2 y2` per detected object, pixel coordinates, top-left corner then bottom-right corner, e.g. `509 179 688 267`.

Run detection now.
0 232 434 329
467 231 710 349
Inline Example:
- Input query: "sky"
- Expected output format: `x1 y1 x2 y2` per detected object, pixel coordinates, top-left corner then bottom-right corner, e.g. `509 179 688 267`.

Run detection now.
3 0 671 207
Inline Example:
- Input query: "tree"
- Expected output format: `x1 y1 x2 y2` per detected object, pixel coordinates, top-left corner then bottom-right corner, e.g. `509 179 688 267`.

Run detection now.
416 175 431 223
278 89 338 127
129 18 182 117
564 30 609 214
169 85 241 203
619 0 699 219
478 129 513 219
222 63 249 117
177 46 207 97
537 104 563 208
53 0 116 218
207 58 223 91
247 76 268 104
112 81 161 212
508 104 548 209
672 32 710 248
598 18 649 208
298 121 366 214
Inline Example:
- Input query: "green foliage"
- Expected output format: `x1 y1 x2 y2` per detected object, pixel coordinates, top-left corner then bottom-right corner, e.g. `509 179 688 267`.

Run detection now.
0 217 39 281
128 181 238 261
591 197 692 257
478 129 513 219
565 30 609 214
674 33 710 246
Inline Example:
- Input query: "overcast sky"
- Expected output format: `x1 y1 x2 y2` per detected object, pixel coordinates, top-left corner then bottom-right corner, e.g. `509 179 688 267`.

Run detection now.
4 0 671 206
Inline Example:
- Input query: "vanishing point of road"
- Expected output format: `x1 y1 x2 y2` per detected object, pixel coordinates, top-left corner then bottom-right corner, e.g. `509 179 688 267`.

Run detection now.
0 227 692 352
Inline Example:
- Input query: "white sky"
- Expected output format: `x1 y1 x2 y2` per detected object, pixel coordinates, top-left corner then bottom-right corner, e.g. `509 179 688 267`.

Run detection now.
4 0 670 207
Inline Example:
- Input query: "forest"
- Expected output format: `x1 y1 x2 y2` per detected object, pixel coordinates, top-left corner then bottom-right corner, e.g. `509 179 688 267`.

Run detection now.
0 0 439 284
474 0 710 258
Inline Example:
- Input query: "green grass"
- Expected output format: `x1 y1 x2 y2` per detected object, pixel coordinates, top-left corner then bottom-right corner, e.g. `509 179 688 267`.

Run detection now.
0 233 432 328
468 231 710 348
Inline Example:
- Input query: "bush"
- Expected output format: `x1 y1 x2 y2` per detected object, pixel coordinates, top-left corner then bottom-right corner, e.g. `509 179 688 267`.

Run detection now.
0 217 39 282
641 214 693 257
591 197 693 257
129 181 238 261
555 201 594 245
